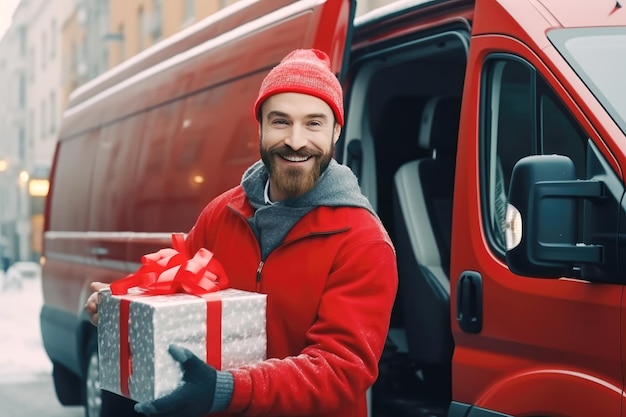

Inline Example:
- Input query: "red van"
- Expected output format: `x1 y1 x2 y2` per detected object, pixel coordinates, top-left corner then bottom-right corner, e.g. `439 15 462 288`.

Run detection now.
41 0 626 416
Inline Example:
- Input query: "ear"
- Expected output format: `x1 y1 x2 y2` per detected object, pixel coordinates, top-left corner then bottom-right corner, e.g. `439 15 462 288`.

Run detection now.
332 123 341 144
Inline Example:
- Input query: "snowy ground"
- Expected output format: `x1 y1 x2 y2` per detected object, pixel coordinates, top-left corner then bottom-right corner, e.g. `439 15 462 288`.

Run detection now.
0 271 53 383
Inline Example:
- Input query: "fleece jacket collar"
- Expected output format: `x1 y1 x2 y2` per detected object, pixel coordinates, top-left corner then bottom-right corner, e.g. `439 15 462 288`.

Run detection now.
235 159 375 259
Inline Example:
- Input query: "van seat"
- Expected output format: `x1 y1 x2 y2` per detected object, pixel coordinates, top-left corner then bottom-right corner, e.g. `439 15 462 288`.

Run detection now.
392 96 461 366
373 96 428 241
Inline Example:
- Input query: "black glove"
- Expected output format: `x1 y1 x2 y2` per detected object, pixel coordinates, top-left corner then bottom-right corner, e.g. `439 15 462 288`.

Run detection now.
134 345 217 417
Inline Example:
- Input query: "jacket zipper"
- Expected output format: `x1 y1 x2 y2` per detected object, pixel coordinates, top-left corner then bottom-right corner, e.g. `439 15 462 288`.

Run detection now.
227 203 350 291
255 260 264 292
254 228 349 290
227 205 266 291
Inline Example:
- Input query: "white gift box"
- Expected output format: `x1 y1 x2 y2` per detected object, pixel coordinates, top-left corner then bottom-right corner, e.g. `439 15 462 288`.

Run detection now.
98 288 266 402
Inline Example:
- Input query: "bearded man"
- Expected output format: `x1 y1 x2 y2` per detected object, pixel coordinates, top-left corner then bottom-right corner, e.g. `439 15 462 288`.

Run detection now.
87 48 398 417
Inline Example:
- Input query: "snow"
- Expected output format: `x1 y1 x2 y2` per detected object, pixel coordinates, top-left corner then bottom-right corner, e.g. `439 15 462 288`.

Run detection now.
0 272 53 383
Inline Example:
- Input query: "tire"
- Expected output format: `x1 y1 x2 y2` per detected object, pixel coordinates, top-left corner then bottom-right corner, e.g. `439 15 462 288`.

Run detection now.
84 337 102 417
84 335 138 417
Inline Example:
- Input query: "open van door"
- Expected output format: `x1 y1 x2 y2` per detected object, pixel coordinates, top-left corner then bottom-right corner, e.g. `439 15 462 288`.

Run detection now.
306 0 355 75
449 0 625 416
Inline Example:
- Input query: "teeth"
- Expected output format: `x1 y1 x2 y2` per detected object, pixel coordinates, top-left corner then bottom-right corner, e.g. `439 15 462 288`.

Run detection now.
282 155 310 162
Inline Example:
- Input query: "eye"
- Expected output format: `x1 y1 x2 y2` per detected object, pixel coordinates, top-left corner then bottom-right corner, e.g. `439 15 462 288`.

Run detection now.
271 119 289 125
307 120 322 127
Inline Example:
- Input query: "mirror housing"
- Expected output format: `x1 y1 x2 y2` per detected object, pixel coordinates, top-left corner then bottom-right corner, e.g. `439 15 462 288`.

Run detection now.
506 155 603 278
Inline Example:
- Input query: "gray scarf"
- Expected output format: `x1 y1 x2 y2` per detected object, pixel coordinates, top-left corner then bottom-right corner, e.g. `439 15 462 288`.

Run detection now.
241 159 376 259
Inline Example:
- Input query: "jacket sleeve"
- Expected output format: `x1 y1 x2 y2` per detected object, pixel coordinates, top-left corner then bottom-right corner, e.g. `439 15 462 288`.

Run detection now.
228 233 398 415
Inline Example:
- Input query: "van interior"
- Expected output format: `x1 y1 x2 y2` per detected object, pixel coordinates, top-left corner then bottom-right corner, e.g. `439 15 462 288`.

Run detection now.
339 25 469 417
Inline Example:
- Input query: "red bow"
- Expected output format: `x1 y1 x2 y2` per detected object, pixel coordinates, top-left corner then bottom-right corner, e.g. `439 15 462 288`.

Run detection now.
110 233 228 296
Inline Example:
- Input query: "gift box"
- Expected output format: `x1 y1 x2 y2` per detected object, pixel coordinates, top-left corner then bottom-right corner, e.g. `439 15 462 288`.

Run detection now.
97 233 266 403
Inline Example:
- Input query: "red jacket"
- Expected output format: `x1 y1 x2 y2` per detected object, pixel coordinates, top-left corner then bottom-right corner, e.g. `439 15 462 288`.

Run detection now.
185 185 398 417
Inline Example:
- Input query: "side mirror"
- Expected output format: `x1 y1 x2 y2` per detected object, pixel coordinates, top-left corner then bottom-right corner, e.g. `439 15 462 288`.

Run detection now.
505 154 603 278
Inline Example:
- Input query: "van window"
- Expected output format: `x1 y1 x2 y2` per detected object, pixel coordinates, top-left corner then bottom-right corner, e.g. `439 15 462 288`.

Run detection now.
549 27 626 135
132 102 184 232
481 56 588 251
161 75 261 231
48 131 99 231
89 116 144 231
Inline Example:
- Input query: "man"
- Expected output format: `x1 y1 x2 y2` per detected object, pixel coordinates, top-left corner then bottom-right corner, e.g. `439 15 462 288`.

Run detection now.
86 48 398 417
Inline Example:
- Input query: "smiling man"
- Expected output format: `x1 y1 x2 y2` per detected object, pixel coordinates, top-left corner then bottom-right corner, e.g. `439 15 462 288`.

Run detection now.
259 92 339 201
86 49 398 417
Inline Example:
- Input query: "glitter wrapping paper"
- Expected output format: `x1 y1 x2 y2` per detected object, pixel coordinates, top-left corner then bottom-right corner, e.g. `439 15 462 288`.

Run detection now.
98 288 266 402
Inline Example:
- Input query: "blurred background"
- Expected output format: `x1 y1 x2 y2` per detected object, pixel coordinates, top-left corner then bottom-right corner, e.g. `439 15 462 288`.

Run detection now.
0 0 398 270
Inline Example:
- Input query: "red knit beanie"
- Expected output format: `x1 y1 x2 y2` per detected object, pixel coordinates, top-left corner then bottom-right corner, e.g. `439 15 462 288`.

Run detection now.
254 49 344 126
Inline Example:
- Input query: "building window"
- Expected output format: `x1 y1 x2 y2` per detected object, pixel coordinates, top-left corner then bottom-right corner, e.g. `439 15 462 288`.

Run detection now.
72 41 78 77
118 24 125 62
41 32 47 69
183 0 194 25
18 126 26 161
100 48 108 77
18 72 26 109
29 47 35 82
19 26 27 57
50 91 56 134
81 40 88 79
41 101 46 139
138 6 145 51
50 19 56 58
151 0 162 41
28 110 34 145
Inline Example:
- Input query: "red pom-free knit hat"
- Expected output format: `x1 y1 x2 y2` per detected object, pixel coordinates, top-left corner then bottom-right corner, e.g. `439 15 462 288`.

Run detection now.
254 49 344 126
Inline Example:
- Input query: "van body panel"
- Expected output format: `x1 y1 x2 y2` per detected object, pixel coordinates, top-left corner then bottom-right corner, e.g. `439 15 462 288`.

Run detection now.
535 0 624 27
473 0 626 39
622 285 626 417
451 0 625 415
41 0 354 399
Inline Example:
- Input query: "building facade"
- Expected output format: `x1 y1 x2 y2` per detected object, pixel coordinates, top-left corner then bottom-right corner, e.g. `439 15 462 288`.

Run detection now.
27 0 75 260
0 1 32 266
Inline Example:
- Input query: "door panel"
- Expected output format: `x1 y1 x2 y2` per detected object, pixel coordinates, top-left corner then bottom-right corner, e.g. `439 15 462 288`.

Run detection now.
451 2 624 414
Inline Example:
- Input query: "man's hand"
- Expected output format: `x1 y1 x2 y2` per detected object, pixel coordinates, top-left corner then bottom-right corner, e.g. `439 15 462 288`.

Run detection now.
134 345 217 417
84 282 109 326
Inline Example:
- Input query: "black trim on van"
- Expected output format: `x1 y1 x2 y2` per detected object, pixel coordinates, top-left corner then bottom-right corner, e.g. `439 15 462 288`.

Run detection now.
40 305 82 375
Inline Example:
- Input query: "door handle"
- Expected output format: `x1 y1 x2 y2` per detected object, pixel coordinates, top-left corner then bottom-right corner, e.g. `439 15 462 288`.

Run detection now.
90 246 109 256
456 271 483 334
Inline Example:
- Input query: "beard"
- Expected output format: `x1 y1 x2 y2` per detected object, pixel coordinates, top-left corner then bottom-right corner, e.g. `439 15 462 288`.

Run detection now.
260 141 335 200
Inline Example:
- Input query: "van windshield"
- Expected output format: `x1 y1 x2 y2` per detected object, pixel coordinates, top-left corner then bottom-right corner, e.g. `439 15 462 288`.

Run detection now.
549 27 626 136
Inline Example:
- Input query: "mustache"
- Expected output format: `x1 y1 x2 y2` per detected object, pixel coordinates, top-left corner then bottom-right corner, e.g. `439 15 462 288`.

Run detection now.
270 146 322 158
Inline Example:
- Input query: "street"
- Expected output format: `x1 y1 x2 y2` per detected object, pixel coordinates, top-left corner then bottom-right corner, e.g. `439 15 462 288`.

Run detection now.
0 272 83 417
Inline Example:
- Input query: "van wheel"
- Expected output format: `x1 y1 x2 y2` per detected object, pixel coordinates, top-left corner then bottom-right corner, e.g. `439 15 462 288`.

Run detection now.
84 337 102 417
84 336 139 417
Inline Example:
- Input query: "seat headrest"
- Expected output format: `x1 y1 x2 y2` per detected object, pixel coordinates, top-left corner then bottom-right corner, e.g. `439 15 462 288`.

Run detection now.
418 96 462 152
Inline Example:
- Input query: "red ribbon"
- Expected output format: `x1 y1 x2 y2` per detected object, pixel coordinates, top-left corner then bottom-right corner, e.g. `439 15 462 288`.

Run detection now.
110 233 229 296
111 233 228 397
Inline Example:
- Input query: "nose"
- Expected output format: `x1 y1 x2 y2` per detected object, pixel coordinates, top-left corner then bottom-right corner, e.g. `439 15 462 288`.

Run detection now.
284 124 307 151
